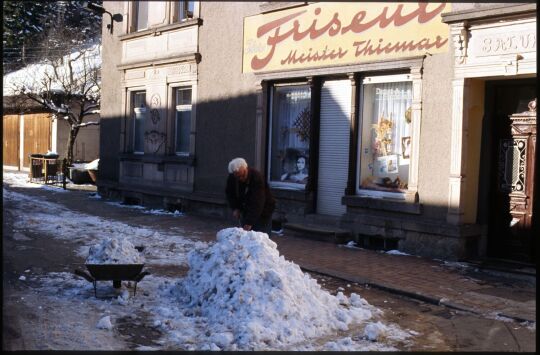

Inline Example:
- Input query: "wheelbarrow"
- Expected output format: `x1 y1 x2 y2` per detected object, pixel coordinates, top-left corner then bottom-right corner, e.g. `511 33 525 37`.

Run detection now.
74 263 150 298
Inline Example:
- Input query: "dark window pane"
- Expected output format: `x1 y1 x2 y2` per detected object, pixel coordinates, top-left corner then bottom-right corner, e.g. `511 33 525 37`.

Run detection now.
132 91 146 153
176 110 191 153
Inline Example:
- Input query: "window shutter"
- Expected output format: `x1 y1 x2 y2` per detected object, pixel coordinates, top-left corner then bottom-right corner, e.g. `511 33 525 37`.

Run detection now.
317 80 352 216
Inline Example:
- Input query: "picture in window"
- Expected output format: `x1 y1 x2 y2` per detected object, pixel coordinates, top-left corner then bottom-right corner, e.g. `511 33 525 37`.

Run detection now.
401 136 411 159
359 81 412 192
280 151 309 184
269 85 311 186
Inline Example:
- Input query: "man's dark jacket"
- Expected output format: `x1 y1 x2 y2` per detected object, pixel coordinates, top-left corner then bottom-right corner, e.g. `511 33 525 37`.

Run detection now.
225 167 276 226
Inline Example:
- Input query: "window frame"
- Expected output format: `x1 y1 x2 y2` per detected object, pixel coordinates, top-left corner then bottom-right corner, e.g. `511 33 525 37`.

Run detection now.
128 89 147 155
167 82 197 157
174 86 193 156
355 73 414 200
133 1 149 32
267 82 312 191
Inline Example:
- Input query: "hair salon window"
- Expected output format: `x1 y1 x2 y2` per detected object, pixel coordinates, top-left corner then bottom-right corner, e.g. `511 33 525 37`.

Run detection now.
131 91 146 154
358 75 412 196
268 84 311 189
175 87 192 155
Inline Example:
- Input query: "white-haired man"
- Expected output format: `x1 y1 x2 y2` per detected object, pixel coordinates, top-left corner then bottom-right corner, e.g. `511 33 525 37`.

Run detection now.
225 157 276 235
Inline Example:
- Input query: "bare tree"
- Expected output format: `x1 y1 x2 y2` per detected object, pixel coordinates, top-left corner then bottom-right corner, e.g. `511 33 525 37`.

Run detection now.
8 45 101 166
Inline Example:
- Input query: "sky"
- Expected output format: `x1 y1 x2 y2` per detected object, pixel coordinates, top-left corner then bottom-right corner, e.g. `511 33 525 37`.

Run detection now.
3 171 417 350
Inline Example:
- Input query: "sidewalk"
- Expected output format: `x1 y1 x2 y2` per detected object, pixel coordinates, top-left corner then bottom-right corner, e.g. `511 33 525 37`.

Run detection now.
272 234 536 323
3 173 536 324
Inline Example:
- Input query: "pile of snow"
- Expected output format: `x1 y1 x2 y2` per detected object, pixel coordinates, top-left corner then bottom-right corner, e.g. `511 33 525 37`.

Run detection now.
85 159 99 170
162 228 377 350
86 237 144 265
96 315 113 330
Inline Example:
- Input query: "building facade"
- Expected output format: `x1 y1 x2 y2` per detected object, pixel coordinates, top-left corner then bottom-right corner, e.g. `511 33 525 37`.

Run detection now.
98 2 536 262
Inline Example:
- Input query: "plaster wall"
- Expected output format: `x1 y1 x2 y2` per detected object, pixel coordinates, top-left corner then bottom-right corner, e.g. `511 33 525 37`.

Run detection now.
55 113 100 162
195 2 262 194
448 2 525 12
100 2 126 182
417 49 455 220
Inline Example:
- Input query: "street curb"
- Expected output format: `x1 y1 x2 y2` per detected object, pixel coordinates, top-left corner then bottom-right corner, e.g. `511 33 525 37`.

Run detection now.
298 264 536 324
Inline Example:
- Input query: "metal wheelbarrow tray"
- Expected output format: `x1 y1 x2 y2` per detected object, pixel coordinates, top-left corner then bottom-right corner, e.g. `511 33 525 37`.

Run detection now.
74 264 150 298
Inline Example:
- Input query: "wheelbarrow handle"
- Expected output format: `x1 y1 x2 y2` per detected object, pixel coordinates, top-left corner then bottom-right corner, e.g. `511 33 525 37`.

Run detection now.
134 270 150 282
74 269 95 283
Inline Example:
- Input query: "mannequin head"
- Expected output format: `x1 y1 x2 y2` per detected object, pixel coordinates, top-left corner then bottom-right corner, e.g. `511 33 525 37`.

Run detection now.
296 156 306 172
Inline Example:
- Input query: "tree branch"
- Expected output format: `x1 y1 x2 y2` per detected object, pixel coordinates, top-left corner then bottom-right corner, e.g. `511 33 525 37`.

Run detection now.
76 121 100 128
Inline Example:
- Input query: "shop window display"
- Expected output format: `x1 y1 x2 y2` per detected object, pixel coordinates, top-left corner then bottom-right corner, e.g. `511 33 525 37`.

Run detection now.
359 80 412 193
269 85 311 188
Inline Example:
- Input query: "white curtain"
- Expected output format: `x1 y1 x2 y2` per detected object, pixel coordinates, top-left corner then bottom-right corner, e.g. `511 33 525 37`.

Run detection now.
372 82 412 156
276 88 310 150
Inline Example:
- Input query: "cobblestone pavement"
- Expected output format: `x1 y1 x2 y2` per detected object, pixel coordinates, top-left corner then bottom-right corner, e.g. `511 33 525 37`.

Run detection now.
272 235 535 323
3 172 536 326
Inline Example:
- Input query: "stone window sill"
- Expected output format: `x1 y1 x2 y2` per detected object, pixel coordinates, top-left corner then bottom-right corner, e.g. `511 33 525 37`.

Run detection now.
119 153 195 166
119 18 202 41
259 2 307 14
271 188 312 202
342 195 422 215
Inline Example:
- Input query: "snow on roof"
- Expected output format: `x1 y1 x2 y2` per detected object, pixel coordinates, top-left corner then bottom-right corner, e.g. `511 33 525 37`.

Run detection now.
3 44 101 97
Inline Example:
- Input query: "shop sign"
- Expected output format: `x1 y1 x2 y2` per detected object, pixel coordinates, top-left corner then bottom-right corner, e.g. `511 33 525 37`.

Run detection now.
243 2 450 73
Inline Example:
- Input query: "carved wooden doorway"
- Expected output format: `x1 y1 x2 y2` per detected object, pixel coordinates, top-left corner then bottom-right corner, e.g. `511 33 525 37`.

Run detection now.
482 79 536 263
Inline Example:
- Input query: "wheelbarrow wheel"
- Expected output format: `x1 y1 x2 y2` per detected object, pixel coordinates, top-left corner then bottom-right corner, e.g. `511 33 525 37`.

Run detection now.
113 280 122 289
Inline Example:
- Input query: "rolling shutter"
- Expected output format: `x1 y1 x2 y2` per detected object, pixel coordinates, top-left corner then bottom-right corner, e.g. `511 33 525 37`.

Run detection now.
317 80 351 216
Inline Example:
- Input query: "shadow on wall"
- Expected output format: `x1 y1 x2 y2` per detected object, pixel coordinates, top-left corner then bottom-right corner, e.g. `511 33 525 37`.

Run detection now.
97 92 258 192
96 87 536 263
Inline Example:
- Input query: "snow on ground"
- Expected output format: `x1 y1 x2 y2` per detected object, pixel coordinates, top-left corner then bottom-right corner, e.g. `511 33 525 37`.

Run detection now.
87 237 144 264
3 187 201 266
3 170 71 192
105 201 184 216
149 227 413 350
3 172 415 350
386 249 411 256
3 170 93 192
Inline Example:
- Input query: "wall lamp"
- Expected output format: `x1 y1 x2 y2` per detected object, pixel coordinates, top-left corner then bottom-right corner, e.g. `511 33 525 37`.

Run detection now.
86 2 123 34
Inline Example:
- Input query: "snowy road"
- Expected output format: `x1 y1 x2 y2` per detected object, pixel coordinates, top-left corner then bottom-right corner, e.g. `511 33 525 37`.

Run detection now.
3 172 415 350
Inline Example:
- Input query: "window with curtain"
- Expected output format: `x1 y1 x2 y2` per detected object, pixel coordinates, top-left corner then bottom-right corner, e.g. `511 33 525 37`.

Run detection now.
135 1 149 31
269 85 311 187
132 91 146 154
176 1 194 22
358 80 412 193
175 87 192 154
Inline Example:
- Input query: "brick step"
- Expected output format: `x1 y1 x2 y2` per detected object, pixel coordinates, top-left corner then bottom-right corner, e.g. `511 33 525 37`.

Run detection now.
283 222 351 244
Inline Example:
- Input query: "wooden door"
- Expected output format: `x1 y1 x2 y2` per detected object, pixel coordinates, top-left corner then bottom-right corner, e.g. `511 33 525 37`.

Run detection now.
487 81 536 263
23 113 51 168
3 114 20 168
